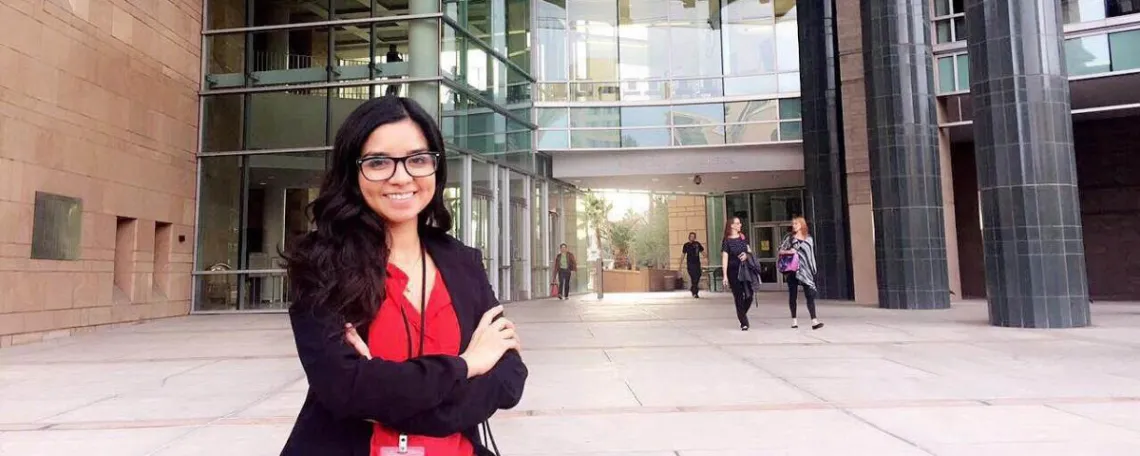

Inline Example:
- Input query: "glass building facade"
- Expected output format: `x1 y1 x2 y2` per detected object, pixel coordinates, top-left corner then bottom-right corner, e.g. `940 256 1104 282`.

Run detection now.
533 0 803 150
193 0 587 311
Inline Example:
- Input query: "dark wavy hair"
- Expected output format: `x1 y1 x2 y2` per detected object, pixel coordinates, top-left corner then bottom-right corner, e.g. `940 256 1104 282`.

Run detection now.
281 96 452 325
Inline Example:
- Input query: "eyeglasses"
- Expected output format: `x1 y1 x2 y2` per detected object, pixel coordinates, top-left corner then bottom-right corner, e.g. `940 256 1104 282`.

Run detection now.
356 152 441 182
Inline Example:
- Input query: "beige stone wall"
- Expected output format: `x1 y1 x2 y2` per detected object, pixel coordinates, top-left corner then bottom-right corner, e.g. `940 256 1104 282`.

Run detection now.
0 0 201 346
666 195 708 288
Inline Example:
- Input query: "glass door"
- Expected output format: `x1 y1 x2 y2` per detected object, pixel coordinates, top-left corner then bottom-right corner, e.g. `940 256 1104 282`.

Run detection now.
751 223 792 287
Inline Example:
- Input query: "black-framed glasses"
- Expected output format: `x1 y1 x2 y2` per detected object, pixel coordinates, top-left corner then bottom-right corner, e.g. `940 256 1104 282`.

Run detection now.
356 152 441 182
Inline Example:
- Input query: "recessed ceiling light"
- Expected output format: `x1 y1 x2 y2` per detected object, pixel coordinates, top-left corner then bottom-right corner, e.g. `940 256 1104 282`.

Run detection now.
731 176 739 180
677 185 684 188
572 179 581 183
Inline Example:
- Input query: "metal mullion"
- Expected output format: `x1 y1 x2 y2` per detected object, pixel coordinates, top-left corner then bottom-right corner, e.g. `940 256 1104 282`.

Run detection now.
441 14 535 83
201 75 443 96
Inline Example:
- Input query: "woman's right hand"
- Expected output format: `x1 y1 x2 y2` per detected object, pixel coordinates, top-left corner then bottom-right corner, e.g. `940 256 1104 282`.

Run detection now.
460 305 520 378
722 277 729 287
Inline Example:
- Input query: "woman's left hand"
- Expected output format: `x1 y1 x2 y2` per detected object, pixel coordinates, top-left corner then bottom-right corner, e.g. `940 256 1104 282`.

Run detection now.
345 323 372 360
738 252 748 262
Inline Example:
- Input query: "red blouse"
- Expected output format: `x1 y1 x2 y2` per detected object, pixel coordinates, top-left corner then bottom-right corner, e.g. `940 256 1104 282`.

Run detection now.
367 263 472 456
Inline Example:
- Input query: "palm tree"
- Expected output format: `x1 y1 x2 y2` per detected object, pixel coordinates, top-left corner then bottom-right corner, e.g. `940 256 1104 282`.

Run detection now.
582 192 612 299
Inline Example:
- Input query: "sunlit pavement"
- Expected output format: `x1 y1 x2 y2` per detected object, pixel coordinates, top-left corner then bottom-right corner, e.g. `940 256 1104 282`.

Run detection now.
3 292 1140 455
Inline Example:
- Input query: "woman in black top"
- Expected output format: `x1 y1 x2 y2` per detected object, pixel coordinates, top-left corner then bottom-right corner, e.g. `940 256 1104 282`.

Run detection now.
720 217 753 331
682 232 705 298
279 96 527 456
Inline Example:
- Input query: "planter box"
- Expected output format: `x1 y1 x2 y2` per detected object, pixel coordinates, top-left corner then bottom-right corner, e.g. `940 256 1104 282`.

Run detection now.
601 268 678 293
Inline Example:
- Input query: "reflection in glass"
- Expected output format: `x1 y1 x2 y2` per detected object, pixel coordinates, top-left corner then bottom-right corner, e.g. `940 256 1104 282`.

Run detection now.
537 108 569 128
725 122 779 144
673 125 725 146
1110 30 1140 71
620 105 670 127
472 160 495 273
509 172 530 300
725 74 778 96
779 98 802 119
446 156 465 240
1062 0 1106 23
249 28 329 87
670 104 724 125
532 181 547 294
538 130 571 150
1065 35 1111 76
569 0 619 82
570 107 620 128
670 78 724 99
956 54 970 91
538 83 570 101
536 0 570 81
774 21 799 72
937 56 956 93
725 100 778 123
778 72 800 93
668 0 723 78
723 23 776 76
621 128 671 147
571 129 622 148
618 0 671 80
621 80 669 101
780 121 802 141
205 33 246 89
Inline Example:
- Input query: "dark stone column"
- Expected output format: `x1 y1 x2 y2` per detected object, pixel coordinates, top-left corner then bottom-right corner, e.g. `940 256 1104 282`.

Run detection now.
798 0 853 300
860 0 951 309
965 0 1091 327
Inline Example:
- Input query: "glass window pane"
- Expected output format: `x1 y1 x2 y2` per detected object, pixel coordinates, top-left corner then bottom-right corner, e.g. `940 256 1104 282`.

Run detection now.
204 33 246 89
938 56 956 93
446 156 466 240
618 0 671 80
538 108 570 128
953 16 967 42
956 54 971 90
571 129 621 148
1110 29 1140 71
539 83 569 101
246 92 329 150
249 28 329 87
1063 0 1108 23
775 21 800 72
780 121 803 141
670 104 725 125
952 0 965 14
329 90 368 143
670 77 724 99
508 0 532 72
536 0 570 81
723 22 777 75
621 106 670 127
1108 0 1140 17
572 81 622 101
570 107 620 128
934 0 951 16
726 100 778 123
621 128 671 147
778 72 801 93
1065 35 1111 76
723 0 775 21
936 20 953 44
779 98 802 120
569 0 619 82
725 74 778 96
668 0 723 78
725 122 779 144
538 130 570 150
197 155 242 273
673 125 725 146
333 26 385 82
621 80 669 101
202 94 245 152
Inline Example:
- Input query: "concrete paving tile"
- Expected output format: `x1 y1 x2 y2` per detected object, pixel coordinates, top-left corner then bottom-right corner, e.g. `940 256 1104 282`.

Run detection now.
852 405 1140 446
47 393 263 423
926 441 1140 456
749 357 937 379
151 424 293 456
514 364 641 411
1049 402 1140 433
0 427 192 456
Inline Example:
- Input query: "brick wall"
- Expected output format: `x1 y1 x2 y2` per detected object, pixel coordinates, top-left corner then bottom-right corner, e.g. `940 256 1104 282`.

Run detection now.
0 0 201 346
667 195 707 289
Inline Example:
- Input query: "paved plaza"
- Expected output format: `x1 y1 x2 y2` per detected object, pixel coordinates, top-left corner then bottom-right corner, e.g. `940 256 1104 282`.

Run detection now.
3 292 1140 455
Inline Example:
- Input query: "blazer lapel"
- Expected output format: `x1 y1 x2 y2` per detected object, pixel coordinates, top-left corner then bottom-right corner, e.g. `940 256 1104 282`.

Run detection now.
424 234 478 351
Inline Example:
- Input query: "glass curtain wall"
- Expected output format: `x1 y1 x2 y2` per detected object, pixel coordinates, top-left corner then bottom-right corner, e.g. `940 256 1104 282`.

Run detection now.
533 0 801 152
196 0 546 308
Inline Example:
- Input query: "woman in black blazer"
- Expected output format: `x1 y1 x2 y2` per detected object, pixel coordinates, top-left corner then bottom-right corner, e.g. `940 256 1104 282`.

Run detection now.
280 96 527 456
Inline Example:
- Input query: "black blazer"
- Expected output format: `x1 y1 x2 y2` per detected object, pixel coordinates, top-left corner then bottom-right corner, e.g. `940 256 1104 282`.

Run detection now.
280 229 528 456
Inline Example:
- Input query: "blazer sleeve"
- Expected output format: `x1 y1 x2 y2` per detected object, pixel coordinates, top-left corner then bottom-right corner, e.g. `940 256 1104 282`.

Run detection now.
387 248 529 437
288 299 471 425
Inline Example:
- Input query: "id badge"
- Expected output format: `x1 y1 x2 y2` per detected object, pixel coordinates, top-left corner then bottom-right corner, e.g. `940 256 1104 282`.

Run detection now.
379 434 426 456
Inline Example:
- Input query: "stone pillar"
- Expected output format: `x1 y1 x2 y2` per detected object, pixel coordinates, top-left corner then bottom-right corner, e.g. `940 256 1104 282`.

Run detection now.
860 0 951 309
798 0 854 300
408 1 440 117
965 0 1090 327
